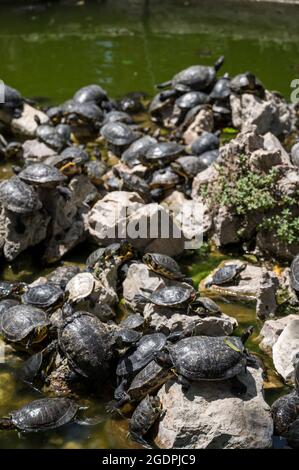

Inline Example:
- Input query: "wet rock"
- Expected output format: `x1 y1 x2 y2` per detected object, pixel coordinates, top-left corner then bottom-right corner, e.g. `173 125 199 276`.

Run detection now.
143 303 237 336
11 104 49 138
23 139 57 163
273 318 299 384
256 269 279 320
183 107 214 145
156 365 273 449
259 314 299 355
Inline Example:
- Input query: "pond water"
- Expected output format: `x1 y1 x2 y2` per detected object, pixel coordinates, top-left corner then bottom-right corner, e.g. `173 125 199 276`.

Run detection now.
0 0 298 449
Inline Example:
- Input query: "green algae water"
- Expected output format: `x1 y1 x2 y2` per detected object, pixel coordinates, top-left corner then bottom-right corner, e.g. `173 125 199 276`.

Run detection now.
0 0 298 449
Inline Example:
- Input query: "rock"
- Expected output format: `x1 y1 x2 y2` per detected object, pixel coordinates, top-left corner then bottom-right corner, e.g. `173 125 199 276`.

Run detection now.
213 206 240 246
249 149 284 173
11 104 49 138
183 107 214 145
23 139 57 163
259 314 299 355
256 231 299 261
191 164 218 200
155 365 273 449
277 167 299 197
256 269 279 320
273 318 299 384
143 303 237 336
263 132 291 165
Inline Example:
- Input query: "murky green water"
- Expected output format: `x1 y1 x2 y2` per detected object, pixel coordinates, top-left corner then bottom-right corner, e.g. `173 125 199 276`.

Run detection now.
0 0 298 449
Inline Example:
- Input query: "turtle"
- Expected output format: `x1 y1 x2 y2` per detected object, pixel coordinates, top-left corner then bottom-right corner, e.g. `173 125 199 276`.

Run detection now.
113 167 152 203
0 85 23 123
141 142 184 168
92 241 134 277
148 91 175 124
47 265 80 290
0 304 50 349
36 124 71 152
209 73 231 101
287 419 299 449
271 358 299 437
0 299 19 320
119 313 148 332
47 146 89 176
134 284 197 310
206 263 247 288
0 136 23 160
121 136 157 168
230 72 265 98
157 56 224 93
149 167 180 190
0 176 42 214
290 254 299 291
85 247 106 270
175 91 208 110
197 149 219 171
84 160 108 185
0 398 79 432
22 283 64 310
190 131 219 156
129 395 162 448
103 110 133 125
142 253 185 281
0 281 26 300
192 296 222 316
154 327 254 392
63 101 103 130
171 155 205 179
18 340 58 387
100 122 139 147
18 163 66 187
73 84 108 106
118 92 145 114
47 105 64 124
291 141 299 168
65 272 95 303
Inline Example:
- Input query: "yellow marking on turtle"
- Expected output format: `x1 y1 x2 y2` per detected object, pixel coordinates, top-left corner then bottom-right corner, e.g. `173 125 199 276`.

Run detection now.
224 338 242 353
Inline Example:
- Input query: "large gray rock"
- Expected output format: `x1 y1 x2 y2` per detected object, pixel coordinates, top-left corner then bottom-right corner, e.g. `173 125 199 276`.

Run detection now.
259 314 299 354
156 365 273 449
23 139 57 163
272 318 299 384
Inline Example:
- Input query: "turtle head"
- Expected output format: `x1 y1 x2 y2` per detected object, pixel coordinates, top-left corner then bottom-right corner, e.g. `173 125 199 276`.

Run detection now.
154 348 173 369
241 325 254 345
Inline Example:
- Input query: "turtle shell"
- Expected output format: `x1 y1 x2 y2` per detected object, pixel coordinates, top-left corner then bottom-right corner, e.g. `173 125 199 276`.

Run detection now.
211 264 241 285
100 122 138 146
0 299 19 319
197 149 219 171
190 132 219 156
66 273 95 302
103 110 133 125
128 360 172 400
291 142 299 168
196 297 221 314
121 136 157 168
129 395 161 436
144 142 184 164
171 155 203 178
149 285 194 307
73 84 107 105
0 305 49 343
116 333 167 377
11 398 78 432
36 124 70 152
18 163 66 186
143 253 184 280
0 177 41 214
290 254 299 291
271 391 299 436
209 74 231 101
47 265 80 290
172 63 219 92
175 91 208 109
120 313 146 331
58 311 111 378
85 248 106 269
22 283 63 308
64 102 103 122
60 146 89 165
170 335 246 380
149 167 179 189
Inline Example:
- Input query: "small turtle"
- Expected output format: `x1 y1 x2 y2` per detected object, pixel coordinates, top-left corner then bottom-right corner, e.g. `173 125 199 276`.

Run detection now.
0 398 79 432
119 314 147 332
142 142 184 168
113 167 152 203
155 327 254 392
18 163 66 187
0 281 26 300
47 265 80 290
36 124 71 152
197 149 219 171
103 110 133 125
48 146 89 175
85 247 106 270
206 263 246 287
100 122 139 147
192 296 222 316
85 160 108 185
22 283 64 310
290 254 299 291
92 241 134 277
142 253 185 280
171 155 204 179
0 299 19 320
209 73 231 101
149 167 180 190
0 304 50 349
118 92 145 114
47 106 64 124
157 56 224 93
65 272 95 303
63 101 103 129
0 176 42 214
121 136 157 168
73 84 108 106
18 340 58 387
134 284 196 309
230 72 265 98
175 91 208 110
291 141 299 168
149 91 175 123
129 395 162 448
190 131 219 156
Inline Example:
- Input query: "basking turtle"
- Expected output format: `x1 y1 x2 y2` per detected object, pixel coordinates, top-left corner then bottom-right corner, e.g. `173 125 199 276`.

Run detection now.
155 327 254 392
65 272 95 303
175 91 208 110
63 101 103 131
190 131 219 156
206 263 246 287
0 398 79 432
129 395 162 448
118 92 145 114
171 155 204 179
142 253 185 281
103 110 133 125
192 296 222 316
18 340 58 387
230 72 265 98
121 136 157 168
47 265 80 290
119 313 148 332
149 91 175 124
197 149 219 171
47 146 89 176
149 167 180 190
85 160 108 185
92 241 134 277
209 73 231 101
73 84 108 106
0 281 26 300
157 56 224 93
36 124 71 152
18 163 66 187
0 176 41 214
22 283 64 310
100 122 139 147
113 167 152 203
134 285 196 310
290 254 299 292
141 142 184 169
0 304 50 349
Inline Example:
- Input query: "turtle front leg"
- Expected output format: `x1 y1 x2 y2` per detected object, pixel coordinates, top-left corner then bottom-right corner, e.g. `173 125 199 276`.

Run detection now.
0 418 14 431
229 376 247 396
